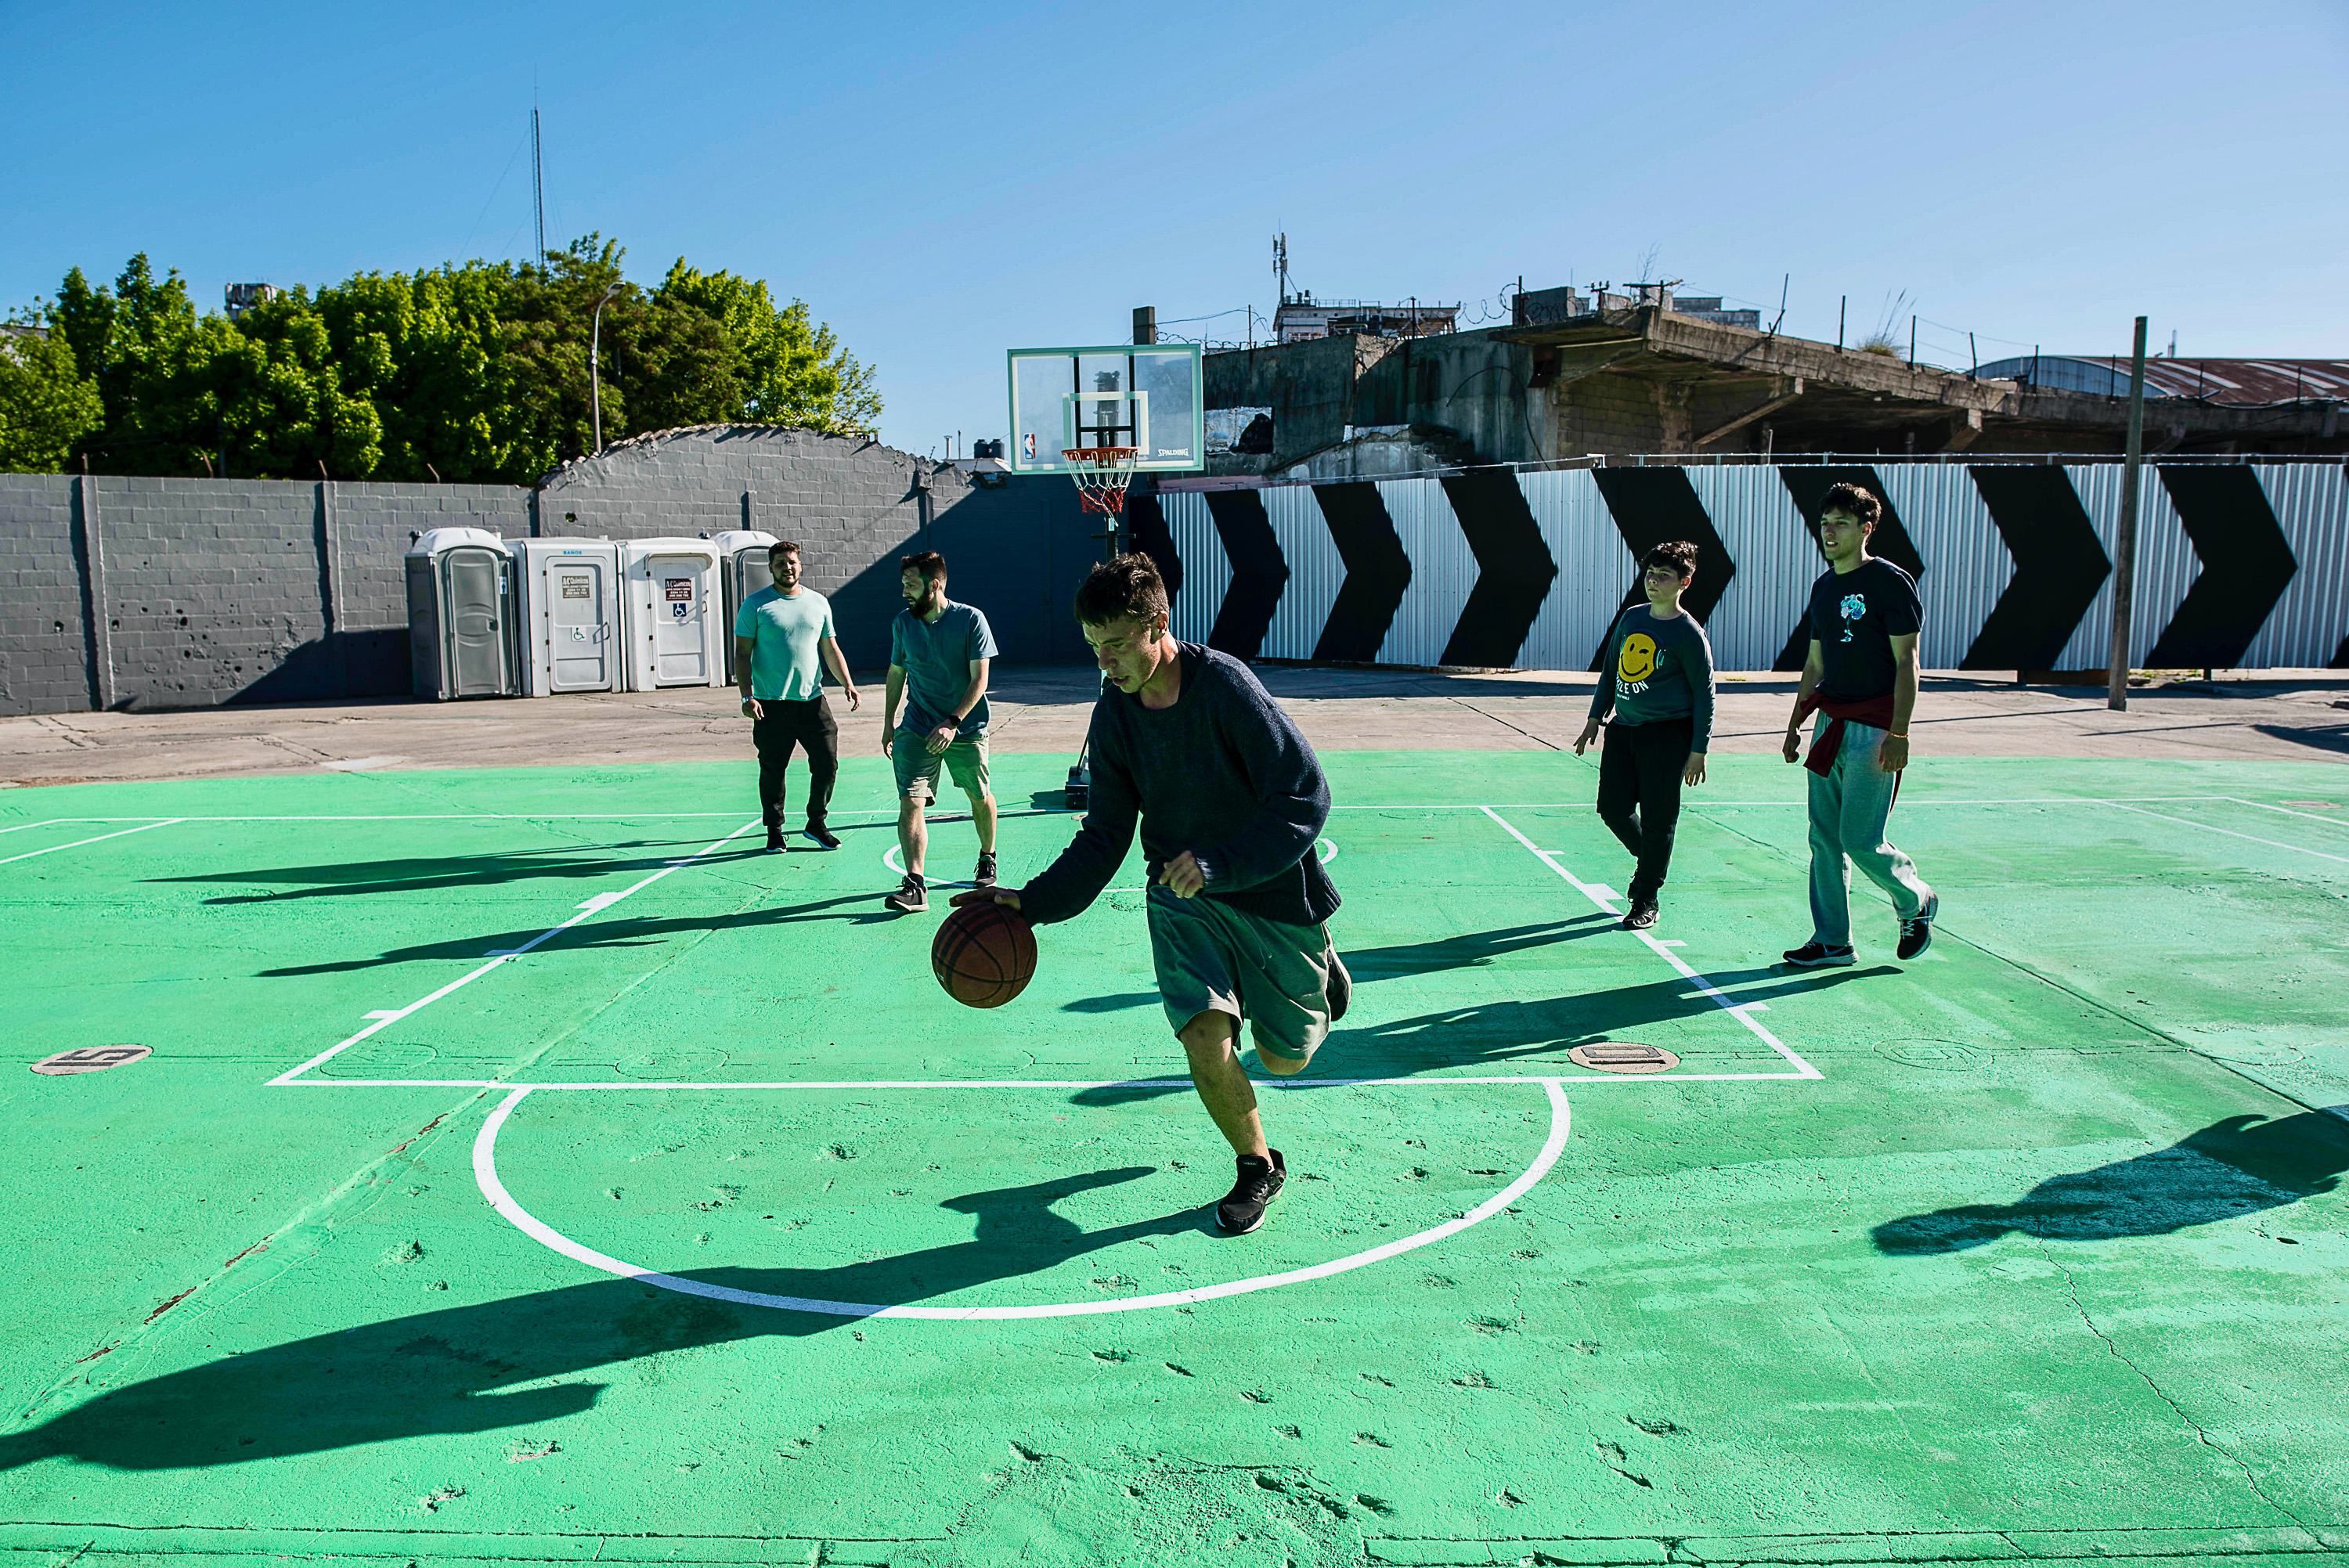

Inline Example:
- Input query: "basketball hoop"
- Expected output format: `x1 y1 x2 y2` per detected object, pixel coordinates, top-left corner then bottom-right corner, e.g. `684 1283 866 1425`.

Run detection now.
1063 446 1140 514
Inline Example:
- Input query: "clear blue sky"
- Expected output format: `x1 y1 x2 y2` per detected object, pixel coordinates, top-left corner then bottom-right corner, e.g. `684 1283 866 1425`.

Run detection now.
6 0 2344 458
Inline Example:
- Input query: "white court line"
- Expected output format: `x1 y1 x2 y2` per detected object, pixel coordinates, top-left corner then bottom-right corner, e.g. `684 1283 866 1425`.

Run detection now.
0 819 63 835
1479 806 1824 1080
0 819 182 865
2226 797 2349 828
472 1078 1573 1320
265 818 764 1087
283 1069 1811 1090
2097 802 2349 867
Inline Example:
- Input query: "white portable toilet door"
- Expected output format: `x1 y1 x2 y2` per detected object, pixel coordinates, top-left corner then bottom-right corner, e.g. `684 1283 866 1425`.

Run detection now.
646 554 715 686
547 558 613 691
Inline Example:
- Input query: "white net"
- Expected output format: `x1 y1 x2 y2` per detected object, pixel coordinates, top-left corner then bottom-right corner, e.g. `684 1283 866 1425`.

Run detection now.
1063 446 1140 514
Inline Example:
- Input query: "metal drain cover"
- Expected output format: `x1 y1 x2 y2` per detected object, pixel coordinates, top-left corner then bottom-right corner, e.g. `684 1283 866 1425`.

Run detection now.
32 1044 151 1076
1566 1041 1680 1075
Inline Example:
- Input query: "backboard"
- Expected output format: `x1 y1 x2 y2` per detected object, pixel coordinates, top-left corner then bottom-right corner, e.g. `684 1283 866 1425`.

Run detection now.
1005 344 1205 474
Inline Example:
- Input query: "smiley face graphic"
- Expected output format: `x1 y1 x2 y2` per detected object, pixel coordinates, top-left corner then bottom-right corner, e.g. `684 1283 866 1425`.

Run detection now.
1618 632 1658 683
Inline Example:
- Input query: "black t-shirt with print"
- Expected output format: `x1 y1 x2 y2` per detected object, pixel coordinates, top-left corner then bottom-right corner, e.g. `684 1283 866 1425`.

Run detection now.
1808 558 1922 701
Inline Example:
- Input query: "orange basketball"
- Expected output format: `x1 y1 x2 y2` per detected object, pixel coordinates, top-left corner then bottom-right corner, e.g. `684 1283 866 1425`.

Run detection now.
931 899 1038 1008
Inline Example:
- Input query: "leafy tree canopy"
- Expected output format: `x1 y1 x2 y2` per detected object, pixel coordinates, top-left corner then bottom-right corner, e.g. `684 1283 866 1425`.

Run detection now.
2 238 880 481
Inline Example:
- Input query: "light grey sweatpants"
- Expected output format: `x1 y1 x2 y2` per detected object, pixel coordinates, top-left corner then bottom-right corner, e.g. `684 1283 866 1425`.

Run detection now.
1807 716 1934 947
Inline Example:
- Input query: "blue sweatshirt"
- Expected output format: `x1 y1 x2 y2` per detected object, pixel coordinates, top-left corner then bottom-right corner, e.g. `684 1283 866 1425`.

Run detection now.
1019 643 1340 929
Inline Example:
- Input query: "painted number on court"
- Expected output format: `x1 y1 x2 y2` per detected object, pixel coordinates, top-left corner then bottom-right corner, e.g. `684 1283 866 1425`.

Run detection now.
32 1044 152 1076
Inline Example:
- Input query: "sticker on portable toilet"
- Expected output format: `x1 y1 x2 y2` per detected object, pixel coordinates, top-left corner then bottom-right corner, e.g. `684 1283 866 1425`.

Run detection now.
666 579 695 619
561 575 590 599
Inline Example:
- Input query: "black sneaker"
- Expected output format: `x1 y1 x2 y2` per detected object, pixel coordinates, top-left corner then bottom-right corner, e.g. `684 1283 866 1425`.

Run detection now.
1897 894 1939 961
1326 952 1351 1024
884 874 928 914
973 852 998 889
1622 896 1658 931
1782 941 1856 968
1217 1149 1286 1234
802 824 840 851
763 830 785 855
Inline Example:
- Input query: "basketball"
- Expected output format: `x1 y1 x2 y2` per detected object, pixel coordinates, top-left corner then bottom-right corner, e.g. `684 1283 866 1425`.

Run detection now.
931 899 1038 1008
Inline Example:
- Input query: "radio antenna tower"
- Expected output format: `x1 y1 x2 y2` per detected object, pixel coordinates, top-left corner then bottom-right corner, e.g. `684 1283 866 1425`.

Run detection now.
1272 232 1290 305
531 105 546 266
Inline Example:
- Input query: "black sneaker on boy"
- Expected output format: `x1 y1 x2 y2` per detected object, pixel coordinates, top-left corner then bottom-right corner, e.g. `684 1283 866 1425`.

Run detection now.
1216 1149 1287 1235
1781 940 1856 968
1897 894 1939 961
764 829 785 855
1622 896 1658 931
802 823 841 850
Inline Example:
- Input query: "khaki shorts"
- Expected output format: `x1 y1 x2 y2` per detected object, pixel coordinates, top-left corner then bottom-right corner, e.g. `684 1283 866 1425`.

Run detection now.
893 731 990 802
1148 887 1337 1064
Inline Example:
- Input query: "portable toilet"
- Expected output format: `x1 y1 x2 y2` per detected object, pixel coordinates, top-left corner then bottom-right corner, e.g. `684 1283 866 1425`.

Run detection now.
619 537 725 690
511 538 622 696
404 528 518 700
704 529 778 683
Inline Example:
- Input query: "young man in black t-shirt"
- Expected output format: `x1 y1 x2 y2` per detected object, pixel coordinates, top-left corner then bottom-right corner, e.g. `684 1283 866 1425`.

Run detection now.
1779 482 1938 966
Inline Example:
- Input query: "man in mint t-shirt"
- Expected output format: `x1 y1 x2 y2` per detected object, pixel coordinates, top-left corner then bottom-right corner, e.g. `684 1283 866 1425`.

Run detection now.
734 541 861 855
1574 539 1716 930
881 550 1000 913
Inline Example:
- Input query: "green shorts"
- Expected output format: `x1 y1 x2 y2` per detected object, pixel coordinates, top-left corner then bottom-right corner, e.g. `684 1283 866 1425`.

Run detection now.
893 732 990 803
1147 886 1337 1064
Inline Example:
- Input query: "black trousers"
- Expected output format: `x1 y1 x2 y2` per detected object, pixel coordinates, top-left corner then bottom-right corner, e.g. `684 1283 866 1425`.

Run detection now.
752 695 839 831
1596 717 1692 902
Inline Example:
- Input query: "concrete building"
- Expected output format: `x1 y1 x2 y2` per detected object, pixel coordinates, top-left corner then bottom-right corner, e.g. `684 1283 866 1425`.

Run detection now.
1201 294 2347 480
1272 294 1459 344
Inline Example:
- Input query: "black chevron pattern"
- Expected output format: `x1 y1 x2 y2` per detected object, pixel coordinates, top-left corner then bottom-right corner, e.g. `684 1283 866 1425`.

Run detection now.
2145 467 2300 669
1146 465 2327 674
1773 467 1927 672
1122 485 1184 604
1589 468 1738 672
1439 470 1557 668
1311 483 1412 663
1202 489 1289 661
1962 467 2111 671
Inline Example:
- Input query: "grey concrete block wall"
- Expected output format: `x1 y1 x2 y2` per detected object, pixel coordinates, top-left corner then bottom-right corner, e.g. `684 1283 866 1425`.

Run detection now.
0 474 92 716
0 427 1104 716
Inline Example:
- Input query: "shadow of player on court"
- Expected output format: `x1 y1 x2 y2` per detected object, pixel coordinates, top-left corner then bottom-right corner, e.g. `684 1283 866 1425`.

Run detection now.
0 1166 1203 1473
152 841 775 905
258 892 898 977
1871 1109 2349 1254
1070 963 1890 1104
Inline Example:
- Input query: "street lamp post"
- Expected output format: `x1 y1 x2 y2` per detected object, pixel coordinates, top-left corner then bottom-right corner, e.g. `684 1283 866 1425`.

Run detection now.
590 282 622 452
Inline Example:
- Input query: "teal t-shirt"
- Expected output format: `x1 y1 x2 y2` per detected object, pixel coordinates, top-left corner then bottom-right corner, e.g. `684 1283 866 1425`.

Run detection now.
733 586 835 701
889 600 998 738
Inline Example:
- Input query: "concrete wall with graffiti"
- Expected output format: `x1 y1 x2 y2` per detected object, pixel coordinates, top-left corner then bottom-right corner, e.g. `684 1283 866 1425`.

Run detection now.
1140 462 2349 673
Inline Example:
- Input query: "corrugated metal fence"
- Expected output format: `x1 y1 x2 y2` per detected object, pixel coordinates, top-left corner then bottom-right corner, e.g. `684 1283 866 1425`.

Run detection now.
1156 463 2349 672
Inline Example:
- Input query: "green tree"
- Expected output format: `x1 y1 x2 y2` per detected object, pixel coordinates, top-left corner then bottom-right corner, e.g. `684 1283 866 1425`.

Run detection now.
0 322 103 474
654 260 881 434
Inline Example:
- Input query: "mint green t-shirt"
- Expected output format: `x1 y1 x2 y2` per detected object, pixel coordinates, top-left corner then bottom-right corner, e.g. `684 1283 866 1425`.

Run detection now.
733 586 835 701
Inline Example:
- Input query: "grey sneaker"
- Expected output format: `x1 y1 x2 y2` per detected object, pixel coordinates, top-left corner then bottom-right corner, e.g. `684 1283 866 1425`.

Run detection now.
884 874 928 914
1897 894 1940 961
1217 1149 1287 1234
973 852 998 889
1782 941 1856 968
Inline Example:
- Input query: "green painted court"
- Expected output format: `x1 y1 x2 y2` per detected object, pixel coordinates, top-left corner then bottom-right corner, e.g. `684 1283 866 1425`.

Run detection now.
5 750 2347 1566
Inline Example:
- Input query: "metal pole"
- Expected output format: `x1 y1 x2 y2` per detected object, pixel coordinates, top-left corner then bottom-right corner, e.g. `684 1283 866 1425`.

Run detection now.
590 283 619 452
1837 295 1846 350
2107 316 2149 712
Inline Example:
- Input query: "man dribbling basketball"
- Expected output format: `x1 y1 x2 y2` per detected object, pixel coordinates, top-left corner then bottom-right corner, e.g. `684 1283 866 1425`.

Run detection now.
952 553 1348 1235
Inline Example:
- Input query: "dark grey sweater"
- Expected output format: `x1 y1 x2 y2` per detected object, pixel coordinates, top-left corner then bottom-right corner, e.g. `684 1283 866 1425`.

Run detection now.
1019 643 1340 929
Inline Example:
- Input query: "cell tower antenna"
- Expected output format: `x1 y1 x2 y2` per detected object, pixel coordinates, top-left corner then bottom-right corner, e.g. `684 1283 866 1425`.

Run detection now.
1273 232 1290 306
531 103 546 266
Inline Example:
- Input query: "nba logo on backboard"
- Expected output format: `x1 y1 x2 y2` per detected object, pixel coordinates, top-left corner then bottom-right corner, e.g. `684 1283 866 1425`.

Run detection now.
1022 434 1037 458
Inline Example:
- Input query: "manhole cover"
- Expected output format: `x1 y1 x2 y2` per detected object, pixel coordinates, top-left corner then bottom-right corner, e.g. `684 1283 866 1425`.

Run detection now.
1566 1041 1680 1075
33 1044 151 1076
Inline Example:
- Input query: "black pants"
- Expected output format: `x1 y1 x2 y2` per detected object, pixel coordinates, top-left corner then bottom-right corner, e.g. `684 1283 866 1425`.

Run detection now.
752 695 839 831
1596 717 1692 902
